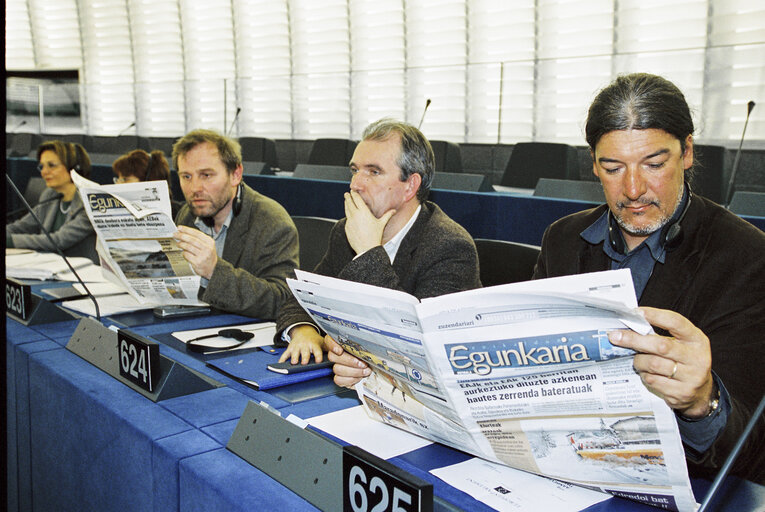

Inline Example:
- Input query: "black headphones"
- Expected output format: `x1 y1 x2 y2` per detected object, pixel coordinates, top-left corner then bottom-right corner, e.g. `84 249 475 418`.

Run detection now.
232 183 243 216
608 184 692 254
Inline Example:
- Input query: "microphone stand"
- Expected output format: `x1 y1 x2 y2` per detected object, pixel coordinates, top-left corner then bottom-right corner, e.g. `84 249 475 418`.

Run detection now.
725 101 755 206
418 99 431 130
5 174 101 320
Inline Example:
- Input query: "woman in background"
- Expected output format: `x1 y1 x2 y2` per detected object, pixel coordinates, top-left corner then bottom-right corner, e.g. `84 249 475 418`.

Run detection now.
112 149 182 217
7 140 97 261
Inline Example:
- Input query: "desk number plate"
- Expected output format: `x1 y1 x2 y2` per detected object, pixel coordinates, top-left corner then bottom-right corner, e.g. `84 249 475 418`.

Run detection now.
118 330 160 392
6 277 32 321
343 445 432 512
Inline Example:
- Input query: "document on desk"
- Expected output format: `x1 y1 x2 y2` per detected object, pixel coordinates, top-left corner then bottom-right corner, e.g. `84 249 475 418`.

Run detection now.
71 171 205 307
172 323 277 351
286 269 697 512
5 251 103 281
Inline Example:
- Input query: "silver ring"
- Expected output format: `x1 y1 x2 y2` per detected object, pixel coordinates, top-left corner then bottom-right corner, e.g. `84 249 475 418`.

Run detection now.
669 361 678 380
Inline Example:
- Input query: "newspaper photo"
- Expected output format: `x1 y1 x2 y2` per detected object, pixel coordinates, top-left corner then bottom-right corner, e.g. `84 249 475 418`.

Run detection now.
286 269 697 511
72 171 204 306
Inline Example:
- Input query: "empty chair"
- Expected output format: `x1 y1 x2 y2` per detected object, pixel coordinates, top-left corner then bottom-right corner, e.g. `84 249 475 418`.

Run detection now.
474 238 541 286
307 138 357 166
293 164 351 182
146 137 178 160
692 144 727 204
41 133 89 147
430 140 463 173
291 215 337 271
533 178 604 203
500 142 580 189
89 135 148 155
239 137 279 170
728 191 765 217
7 132 42 158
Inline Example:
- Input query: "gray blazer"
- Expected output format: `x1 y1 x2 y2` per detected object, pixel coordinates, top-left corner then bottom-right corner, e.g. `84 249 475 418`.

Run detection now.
276 201 481 339
175 184 299 320
7 187 97 261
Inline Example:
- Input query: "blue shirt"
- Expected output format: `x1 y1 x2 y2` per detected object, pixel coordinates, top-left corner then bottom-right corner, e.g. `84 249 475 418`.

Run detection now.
580 193 730 453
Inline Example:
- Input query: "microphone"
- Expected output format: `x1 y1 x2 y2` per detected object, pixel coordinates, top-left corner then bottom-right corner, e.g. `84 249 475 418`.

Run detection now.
227 107 241 136
118 122 136 136
725 100 755 206
12 119 28 132
5 174 101 320
417 99 432 130
5 192 63 222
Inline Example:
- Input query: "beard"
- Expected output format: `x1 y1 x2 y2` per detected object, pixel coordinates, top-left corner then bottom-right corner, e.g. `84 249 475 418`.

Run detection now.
613 187 684 237
187 192 232 220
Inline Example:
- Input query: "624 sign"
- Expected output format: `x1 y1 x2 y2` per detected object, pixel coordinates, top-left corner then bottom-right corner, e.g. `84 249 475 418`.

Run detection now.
343 445 432 512
6 278 32 321
118 330 160 392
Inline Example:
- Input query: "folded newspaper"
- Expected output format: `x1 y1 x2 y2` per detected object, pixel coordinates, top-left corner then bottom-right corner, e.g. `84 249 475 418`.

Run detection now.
71 171 205 306
286 268 697 511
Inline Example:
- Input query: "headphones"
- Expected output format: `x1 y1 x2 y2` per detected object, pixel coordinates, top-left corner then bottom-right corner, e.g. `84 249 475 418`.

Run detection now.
608 184 692 255
232 183 243 216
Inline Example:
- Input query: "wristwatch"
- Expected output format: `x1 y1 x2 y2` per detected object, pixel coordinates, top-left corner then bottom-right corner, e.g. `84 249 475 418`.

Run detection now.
679 382 721 422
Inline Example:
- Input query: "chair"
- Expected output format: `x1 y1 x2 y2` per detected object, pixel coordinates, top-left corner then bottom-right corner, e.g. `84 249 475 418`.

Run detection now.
430 140 463 173
146 137 178 159
728 191 765 217
474 238 541 287
41 133 89 147
500 142 580 189
692 144 727 204
291 216 337 271
239 137 279 170
23 177 47 207
293 164 351 182
7 132 42 158
533 178 604 203
89 135 149 155
307 138 357 166
431 172 492 192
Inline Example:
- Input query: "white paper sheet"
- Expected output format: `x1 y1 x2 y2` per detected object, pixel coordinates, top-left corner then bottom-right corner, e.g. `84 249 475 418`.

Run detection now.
172 323 277 351
431 458 610 512
308 405 432 460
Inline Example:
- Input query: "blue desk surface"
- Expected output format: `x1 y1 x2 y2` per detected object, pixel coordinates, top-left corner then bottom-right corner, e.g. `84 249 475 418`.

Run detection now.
7 308 765 512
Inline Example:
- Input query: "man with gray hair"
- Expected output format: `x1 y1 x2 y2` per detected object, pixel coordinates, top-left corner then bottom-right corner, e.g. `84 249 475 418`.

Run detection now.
173 129 298 319
276 118 481 381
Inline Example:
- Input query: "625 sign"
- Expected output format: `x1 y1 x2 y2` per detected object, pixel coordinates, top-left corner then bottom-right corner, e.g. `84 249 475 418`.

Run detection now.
6 278 32 321
343 445 432 512
118 330 160 392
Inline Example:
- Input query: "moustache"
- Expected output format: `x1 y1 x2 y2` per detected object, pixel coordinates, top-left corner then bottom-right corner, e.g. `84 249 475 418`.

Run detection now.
616 198 659 209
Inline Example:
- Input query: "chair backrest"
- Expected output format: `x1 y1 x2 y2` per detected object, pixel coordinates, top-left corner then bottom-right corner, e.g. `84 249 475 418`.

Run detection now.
8 132 42 158
239 137 279 170
23 177 47 207
147 137 178 160
291 215 337 271
307 138 357 166
89 135 148 154
501 142 580 189
431 172 492 192
533 178 604 203
293 164 351 182
430 140 463 173
692 144 727 204
728 191 765 217
474 238 541 287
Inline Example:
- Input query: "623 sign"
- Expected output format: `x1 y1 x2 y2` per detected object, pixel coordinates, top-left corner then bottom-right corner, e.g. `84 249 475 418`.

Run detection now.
6 278 32 321
343 445 432 512
118 330 160 392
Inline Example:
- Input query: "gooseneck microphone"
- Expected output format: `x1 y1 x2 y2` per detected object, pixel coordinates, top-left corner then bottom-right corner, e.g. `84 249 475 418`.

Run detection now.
5 192 63 222
227 107 241 136
118 121 136 136
417 99 432 130
5 174 101 320
725 100 755 206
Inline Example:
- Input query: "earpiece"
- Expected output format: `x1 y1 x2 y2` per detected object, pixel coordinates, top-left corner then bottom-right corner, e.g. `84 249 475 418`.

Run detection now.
232 183 243 216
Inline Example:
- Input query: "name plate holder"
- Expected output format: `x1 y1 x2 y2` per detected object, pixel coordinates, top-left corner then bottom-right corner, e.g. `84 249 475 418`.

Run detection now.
228 401 433 512
66 317 223 402
5 277 76 326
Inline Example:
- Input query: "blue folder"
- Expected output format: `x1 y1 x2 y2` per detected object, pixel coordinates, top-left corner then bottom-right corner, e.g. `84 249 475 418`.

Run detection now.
206 348 333 390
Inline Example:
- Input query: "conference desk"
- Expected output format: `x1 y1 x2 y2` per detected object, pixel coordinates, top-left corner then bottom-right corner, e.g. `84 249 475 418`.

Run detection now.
7 289 765 511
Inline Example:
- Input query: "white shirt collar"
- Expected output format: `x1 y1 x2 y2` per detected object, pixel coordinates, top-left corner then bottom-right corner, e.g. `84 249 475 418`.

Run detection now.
383 204 421 263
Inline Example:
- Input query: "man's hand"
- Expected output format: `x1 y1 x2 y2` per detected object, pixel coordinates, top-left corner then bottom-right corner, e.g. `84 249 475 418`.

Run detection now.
326 335 371 388
278 325 326 365
174 226 218 279
343 190 395 255
608 306 715 418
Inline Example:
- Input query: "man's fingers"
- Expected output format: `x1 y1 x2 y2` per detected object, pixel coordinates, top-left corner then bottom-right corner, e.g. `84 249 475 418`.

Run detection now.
639 307 705 345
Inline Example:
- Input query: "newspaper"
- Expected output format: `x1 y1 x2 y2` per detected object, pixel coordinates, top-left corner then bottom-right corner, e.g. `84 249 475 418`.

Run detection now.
71 171 204 306
286 269 697 512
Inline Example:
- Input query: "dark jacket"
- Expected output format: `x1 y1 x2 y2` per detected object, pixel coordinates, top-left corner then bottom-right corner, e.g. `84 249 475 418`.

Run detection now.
276 201 481 337
534 196 765 484
175 184 299 320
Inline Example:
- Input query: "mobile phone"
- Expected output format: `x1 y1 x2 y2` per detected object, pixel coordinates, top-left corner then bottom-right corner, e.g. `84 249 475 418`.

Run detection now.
153 305 211 318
